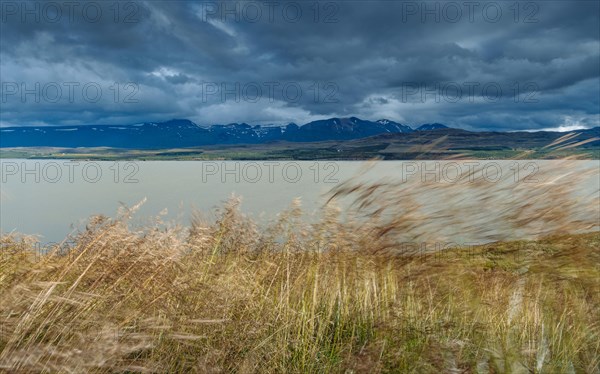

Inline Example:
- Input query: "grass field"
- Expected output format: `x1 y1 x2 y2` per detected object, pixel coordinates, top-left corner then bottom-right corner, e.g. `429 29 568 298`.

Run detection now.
1 212 598 373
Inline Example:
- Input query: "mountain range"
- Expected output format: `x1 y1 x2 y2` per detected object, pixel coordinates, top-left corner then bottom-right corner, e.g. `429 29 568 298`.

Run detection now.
1 118 598 154
0 118 450 149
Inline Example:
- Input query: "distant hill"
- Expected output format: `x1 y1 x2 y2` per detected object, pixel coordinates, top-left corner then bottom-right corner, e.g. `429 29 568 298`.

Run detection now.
1 118 598 151
290 117 413 141
0 117 422 148
416 123 448 131
356 126 600 149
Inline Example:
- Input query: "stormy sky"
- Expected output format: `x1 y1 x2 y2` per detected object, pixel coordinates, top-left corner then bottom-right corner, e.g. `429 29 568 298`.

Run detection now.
0 0 598 131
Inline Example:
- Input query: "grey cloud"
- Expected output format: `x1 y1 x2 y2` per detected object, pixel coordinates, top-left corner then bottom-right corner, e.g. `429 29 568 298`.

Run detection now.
0 0 598 130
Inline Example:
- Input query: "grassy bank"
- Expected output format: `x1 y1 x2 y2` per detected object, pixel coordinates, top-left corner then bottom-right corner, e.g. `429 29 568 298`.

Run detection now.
1 142 598 161
1 201 598 372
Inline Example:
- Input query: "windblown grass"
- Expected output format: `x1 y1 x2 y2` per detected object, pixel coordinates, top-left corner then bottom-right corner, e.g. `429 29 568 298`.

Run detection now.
1 158 599 373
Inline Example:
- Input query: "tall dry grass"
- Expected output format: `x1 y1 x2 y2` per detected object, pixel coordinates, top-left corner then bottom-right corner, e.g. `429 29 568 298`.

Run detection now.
1 156 599 372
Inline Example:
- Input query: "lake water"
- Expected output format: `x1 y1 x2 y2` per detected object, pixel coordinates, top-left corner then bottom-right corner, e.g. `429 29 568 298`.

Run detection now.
1 159 598 244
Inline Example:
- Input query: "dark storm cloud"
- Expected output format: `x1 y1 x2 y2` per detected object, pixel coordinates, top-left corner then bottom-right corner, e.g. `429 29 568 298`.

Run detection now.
0 0 598 131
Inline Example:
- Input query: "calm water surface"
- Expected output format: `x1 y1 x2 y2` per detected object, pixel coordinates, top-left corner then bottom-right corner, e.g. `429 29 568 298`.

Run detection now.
1 160 598 243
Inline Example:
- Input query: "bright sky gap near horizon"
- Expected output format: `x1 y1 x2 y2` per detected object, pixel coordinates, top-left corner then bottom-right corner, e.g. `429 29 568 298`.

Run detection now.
0 0 599 131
